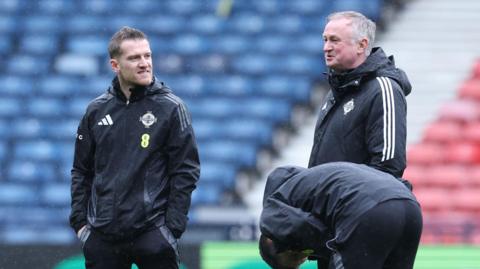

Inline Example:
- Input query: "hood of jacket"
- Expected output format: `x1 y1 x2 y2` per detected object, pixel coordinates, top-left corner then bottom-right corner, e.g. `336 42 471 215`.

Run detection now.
328 47 412 99
260 166 332 256
108 76 172 103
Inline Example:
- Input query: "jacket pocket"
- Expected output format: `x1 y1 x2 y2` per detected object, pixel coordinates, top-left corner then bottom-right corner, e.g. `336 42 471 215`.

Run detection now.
158 225 179 257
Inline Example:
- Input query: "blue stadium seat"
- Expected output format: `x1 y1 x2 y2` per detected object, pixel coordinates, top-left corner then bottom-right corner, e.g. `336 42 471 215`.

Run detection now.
165 0 209 15
54 53 99 76
250 0 285 14
258 75 311 101
223 119 274 145
7 161 57 182
140 16 186 35
167 75 205 96
13 140 58 161
21 16 62 33
0 183 38 205
189 54 227 74
171 34 210 54
256 35 292 54
230 13 266 34
65 15 106 34
278 54 325 75
0 98 21 118
45 120 78 140
37 0 76 14
11 118 43 139
0 75 34 96
285 0 329 14
40 183 71 206
0 16 19 34
295 34 326 54
211 35 252 55
200 140 257 166
207 75 253 96
66 35 109 56
266 15 304 34
199 162 237 187
27 97 65 117
1 206 69 226
0 0 23 13
191 183 222 206
0 36 12 55
0 120 8 139
82 75 112 96
231 54 276 75
7 55 50 75
2 225 75 244
330 0 382 21
37 75 84 96
238 98 291 122
155 54 184 74
67 97 92 118
190 15 227 34
0 141 5 161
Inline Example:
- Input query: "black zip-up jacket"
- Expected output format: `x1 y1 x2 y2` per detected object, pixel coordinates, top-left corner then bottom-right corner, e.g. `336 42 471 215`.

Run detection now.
259 162 417 260
309 47 411 178
69 77 200 240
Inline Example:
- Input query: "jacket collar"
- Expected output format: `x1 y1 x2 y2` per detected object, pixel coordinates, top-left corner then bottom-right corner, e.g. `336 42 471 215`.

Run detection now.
108 76 169 103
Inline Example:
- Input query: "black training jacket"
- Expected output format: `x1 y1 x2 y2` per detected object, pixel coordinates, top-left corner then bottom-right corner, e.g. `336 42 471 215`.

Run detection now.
260 162 417 259
69 77 200 240
309 47 411 178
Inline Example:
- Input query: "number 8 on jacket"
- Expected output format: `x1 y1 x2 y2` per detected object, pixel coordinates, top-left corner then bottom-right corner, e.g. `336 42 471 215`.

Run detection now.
141 133 150 148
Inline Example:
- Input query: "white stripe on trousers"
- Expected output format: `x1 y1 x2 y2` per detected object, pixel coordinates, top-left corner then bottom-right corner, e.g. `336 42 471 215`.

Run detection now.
376 77 396 161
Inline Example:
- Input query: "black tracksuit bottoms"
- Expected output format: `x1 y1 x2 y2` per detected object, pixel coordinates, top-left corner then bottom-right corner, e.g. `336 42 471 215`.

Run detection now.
325 199 423 269
82 225 179 269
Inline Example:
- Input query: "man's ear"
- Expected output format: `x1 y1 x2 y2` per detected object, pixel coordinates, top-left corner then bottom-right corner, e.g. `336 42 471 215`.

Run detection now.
110 58 119 73
358 38 368 54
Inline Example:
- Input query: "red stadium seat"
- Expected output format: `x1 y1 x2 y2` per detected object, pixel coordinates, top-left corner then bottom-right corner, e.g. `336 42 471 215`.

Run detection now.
452 188 480 213
464 122 480 143
458 78 480 101
438 99 480 123
422 120 462 144
403 165 429 188
467 166 480 187
407 143 446 165
414 188 452 213
445 142 480 164
471 59 480 79
424 165 469 188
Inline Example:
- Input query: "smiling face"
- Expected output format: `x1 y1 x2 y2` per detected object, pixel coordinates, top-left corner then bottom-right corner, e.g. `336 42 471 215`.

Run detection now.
323 18 368 72
110 38 153 92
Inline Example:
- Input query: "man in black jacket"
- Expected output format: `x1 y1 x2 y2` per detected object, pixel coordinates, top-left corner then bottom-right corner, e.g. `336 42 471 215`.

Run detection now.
259 163 422 269
69 26 200 269
309 11 411 178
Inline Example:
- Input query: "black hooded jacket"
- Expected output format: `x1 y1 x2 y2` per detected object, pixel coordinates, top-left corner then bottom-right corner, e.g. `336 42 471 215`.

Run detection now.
259 162 417 259
69 77 200 240
309 47 411 178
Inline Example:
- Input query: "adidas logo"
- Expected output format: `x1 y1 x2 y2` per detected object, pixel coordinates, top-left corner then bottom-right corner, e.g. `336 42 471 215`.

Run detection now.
98 114 114 126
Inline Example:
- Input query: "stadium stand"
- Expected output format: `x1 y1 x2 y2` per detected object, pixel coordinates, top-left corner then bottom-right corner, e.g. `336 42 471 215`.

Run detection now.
408 59 480 244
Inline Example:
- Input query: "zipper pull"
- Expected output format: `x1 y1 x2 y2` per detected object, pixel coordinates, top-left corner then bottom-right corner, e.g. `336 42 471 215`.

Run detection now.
126 100 130 105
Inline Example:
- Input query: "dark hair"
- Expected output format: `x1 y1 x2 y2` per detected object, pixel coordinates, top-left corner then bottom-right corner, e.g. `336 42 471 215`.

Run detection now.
259 235 295 269
108 26 148 59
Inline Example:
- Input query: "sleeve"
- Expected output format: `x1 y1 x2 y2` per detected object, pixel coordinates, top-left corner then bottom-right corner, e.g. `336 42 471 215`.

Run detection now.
366 77 407 178
165 102 200 238
69 112 95 233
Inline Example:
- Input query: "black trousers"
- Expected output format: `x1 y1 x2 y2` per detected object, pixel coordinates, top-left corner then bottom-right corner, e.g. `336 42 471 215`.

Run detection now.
324 199 423 269
81 225 179 269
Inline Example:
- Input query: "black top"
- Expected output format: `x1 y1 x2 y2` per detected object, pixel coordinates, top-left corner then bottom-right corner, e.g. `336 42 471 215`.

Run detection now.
309 47 411 178
260 162 417 257
70 77 200 240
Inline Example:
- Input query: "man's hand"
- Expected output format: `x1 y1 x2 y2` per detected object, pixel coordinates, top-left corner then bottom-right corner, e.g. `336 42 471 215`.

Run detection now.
77 225 86 239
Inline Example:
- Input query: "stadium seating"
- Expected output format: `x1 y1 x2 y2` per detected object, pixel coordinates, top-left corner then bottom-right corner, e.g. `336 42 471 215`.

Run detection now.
0 0 385 244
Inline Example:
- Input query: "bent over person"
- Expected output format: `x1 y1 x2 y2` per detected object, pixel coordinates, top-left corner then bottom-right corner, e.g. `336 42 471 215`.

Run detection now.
309 11 411 178
69 27 200 269
259 162 422 269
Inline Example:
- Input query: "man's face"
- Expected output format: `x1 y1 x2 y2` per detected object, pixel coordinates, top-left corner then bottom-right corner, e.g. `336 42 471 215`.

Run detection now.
111 38 153 89
323 18 366 72
276 250 308 268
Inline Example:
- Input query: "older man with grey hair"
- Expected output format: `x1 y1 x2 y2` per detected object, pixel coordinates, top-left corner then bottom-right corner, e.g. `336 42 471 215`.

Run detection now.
309 11 412 180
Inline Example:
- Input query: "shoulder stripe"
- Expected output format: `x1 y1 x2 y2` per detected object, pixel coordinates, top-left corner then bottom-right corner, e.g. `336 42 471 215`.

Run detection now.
164 93 191 131
376 77 396 162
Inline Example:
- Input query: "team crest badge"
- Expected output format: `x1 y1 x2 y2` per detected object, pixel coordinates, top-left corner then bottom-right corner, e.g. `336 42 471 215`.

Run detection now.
139 111 157 128
343 99 354 115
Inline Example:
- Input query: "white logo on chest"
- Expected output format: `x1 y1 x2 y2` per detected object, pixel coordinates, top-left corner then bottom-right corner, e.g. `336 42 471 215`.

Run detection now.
343 99 354 115
139 111 157 128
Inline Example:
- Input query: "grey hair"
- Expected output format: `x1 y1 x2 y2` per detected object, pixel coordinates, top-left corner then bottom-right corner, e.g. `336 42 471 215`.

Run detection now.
327 11 376 55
